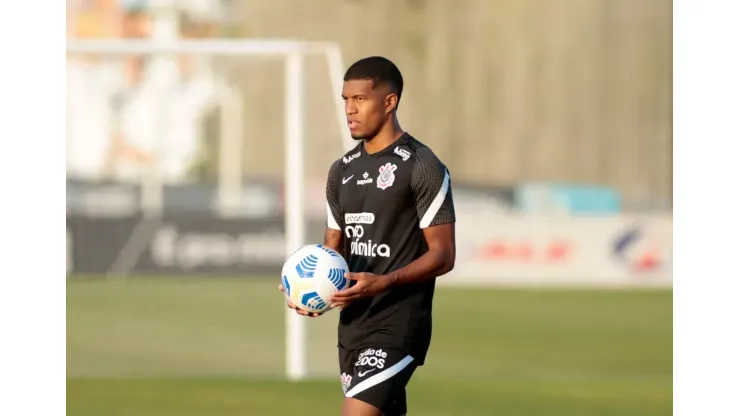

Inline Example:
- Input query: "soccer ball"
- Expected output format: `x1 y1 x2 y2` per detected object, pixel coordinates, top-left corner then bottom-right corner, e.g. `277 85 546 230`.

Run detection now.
281 244 349 314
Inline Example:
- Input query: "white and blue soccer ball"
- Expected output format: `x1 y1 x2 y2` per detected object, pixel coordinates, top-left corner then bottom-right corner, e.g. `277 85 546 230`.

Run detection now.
281 244 349 314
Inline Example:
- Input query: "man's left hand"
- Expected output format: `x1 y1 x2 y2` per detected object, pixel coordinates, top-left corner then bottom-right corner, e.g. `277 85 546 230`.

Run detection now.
329 272 392 309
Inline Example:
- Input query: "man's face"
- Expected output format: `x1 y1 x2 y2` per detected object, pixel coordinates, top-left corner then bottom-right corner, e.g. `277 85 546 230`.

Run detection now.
342 79 396 140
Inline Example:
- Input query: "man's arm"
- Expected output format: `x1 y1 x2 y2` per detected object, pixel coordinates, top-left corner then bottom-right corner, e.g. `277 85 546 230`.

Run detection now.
323 227 344 256
324 158 345 255
386 222 455 286
386 147 457 286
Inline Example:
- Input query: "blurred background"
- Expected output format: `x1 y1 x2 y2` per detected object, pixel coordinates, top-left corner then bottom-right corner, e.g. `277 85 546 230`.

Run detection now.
66 0 672 415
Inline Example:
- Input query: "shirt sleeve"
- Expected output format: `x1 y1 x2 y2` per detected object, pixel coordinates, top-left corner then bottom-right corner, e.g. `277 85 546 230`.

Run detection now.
325 159 344 230
411 147 456 228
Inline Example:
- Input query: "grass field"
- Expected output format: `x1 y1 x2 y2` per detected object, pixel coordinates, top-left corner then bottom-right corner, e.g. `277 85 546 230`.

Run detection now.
67 277 672 415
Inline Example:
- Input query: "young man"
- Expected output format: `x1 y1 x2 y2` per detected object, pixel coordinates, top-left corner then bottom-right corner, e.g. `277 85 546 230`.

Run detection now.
280 56 456 416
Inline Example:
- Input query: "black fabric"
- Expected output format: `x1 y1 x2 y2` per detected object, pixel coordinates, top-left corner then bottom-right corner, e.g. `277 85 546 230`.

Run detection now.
325 133 456 365
339 347 417 416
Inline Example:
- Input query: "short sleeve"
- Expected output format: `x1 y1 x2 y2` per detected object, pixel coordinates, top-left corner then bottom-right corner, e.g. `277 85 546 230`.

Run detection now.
326 159 344 230
411 147 455 228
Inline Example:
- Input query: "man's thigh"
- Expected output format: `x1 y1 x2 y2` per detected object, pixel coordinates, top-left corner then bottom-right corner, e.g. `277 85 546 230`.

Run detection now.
338 347 417 416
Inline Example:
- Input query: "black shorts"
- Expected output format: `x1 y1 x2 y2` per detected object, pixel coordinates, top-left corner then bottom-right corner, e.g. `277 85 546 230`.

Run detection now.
338 347 417 416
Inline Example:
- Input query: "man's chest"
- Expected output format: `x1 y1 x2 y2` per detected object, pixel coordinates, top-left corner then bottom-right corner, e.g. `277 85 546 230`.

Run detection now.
337 156 414 216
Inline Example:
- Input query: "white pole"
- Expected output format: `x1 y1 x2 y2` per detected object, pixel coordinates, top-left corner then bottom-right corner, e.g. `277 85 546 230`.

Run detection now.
325 45 354 152
140 0 180 217
284 52 307 381
218 82 244 217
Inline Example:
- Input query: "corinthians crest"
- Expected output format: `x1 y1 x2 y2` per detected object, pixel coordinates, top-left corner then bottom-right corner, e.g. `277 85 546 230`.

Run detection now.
340 373 352 394
376 163 397 190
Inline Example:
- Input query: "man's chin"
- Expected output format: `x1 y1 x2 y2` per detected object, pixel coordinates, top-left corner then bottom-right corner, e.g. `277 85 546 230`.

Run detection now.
350 133 367 141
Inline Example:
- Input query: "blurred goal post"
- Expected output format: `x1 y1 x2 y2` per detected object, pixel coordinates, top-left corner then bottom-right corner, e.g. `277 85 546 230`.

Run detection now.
66 38 354 381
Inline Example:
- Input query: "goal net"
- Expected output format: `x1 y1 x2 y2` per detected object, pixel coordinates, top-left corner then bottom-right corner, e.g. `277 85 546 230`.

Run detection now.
66 39 352 381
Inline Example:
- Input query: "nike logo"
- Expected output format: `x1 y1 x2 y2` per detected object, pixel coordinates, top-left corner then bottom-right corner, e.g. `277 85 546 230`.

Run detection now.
358 368 375 377
342 175 354 184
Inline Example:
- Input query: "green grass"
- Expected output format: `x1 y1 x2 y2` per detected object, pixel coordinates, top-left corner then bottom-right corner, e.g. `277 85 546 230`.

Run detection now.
67 277 672 415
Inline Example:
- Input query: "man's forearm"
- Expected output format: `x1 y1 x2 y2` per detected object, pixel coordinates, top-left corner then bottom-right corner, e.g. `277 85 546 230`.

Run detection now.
323 228 344 256
385 247 455 287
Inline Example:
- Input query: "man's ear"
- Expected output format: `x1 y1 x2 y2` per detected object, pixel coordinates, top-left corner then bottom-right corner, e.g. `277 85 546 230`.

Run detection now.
385 93 399 114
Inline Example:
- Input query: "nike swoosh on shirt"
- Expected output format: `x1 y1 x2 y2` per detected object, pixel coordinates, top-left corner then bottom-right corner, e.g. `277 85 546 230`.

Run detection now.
342 175 354 184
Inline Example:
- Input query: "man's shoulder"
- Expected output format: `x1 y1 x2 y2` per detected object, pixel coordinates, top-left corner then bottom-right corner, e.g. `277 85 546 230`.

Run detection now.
327 143 363 176
336 143 364 166
401 136 446 170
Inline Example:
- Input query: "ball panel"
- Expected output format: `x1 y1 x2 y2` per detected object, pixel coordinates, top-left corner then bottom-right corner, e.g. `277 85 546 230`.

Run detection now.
316 244 341 258
288 280 314 305
300 291 328 313
295 254 319 279
327 268 347 291
281 275 291 297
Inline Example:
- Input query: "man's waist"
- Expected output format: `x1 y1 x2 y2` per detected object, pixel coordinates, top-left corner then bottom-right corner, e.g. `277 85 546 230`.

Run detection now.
337 329 423 350
337 311 432 338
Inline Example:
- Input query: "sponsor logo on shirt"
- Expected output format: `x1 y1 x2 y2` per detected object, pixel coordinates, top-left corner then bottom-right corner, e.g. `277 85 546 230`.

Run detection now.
394 146 411 161
344 213 391 258
343 151 361 164
345 213 375 224
357 172 373 186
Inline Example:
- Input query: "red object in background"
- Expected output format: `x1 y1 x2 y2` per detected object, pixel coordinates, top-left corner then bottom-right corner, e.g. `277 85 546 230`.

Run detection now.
477 240 572 263
635 250 660 271
611 225 668 274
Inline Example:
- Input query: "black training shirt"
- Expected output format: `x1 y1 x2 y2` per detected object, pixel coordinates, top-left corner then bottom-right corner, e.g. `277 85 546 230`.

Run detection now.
325 133 455 364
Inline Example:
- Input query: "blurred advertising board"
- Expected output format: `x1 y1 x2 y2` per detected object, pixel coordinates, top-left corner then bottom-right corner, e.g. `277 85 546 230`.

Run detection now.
442 213 672 287
66 178 282 218
68 211 672 287
67 214 324 275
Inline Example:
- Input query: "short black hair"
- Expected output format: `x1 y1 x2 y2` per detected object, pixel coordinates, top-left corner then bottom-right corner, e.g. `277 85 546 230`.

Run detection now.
344 56 404 103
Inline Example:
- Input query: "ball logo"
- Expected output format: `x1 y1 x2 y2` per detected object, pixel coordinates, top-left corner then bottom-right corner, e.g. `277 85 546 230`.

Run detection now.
376 163 397 190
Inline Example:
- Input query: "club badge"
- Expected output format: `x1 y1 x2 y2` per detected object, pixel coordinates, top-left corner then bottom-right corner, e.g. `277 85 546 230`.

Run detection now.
376 163 397 190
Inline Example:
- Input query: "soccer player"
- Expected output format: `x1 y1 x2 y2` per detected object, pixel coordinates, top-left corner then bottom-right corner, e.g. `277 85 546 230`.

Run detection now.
279 56 456 416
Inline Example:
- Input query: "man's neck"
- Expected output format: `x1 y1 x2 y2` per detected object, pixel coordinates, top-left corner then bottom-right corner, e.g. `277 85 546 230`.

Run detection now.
363 123 405 155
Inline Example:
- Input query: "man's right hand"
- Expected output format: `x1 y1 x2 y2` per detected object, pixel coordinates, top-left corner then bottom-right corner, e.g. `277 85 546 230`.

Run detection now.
278 284 322 318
